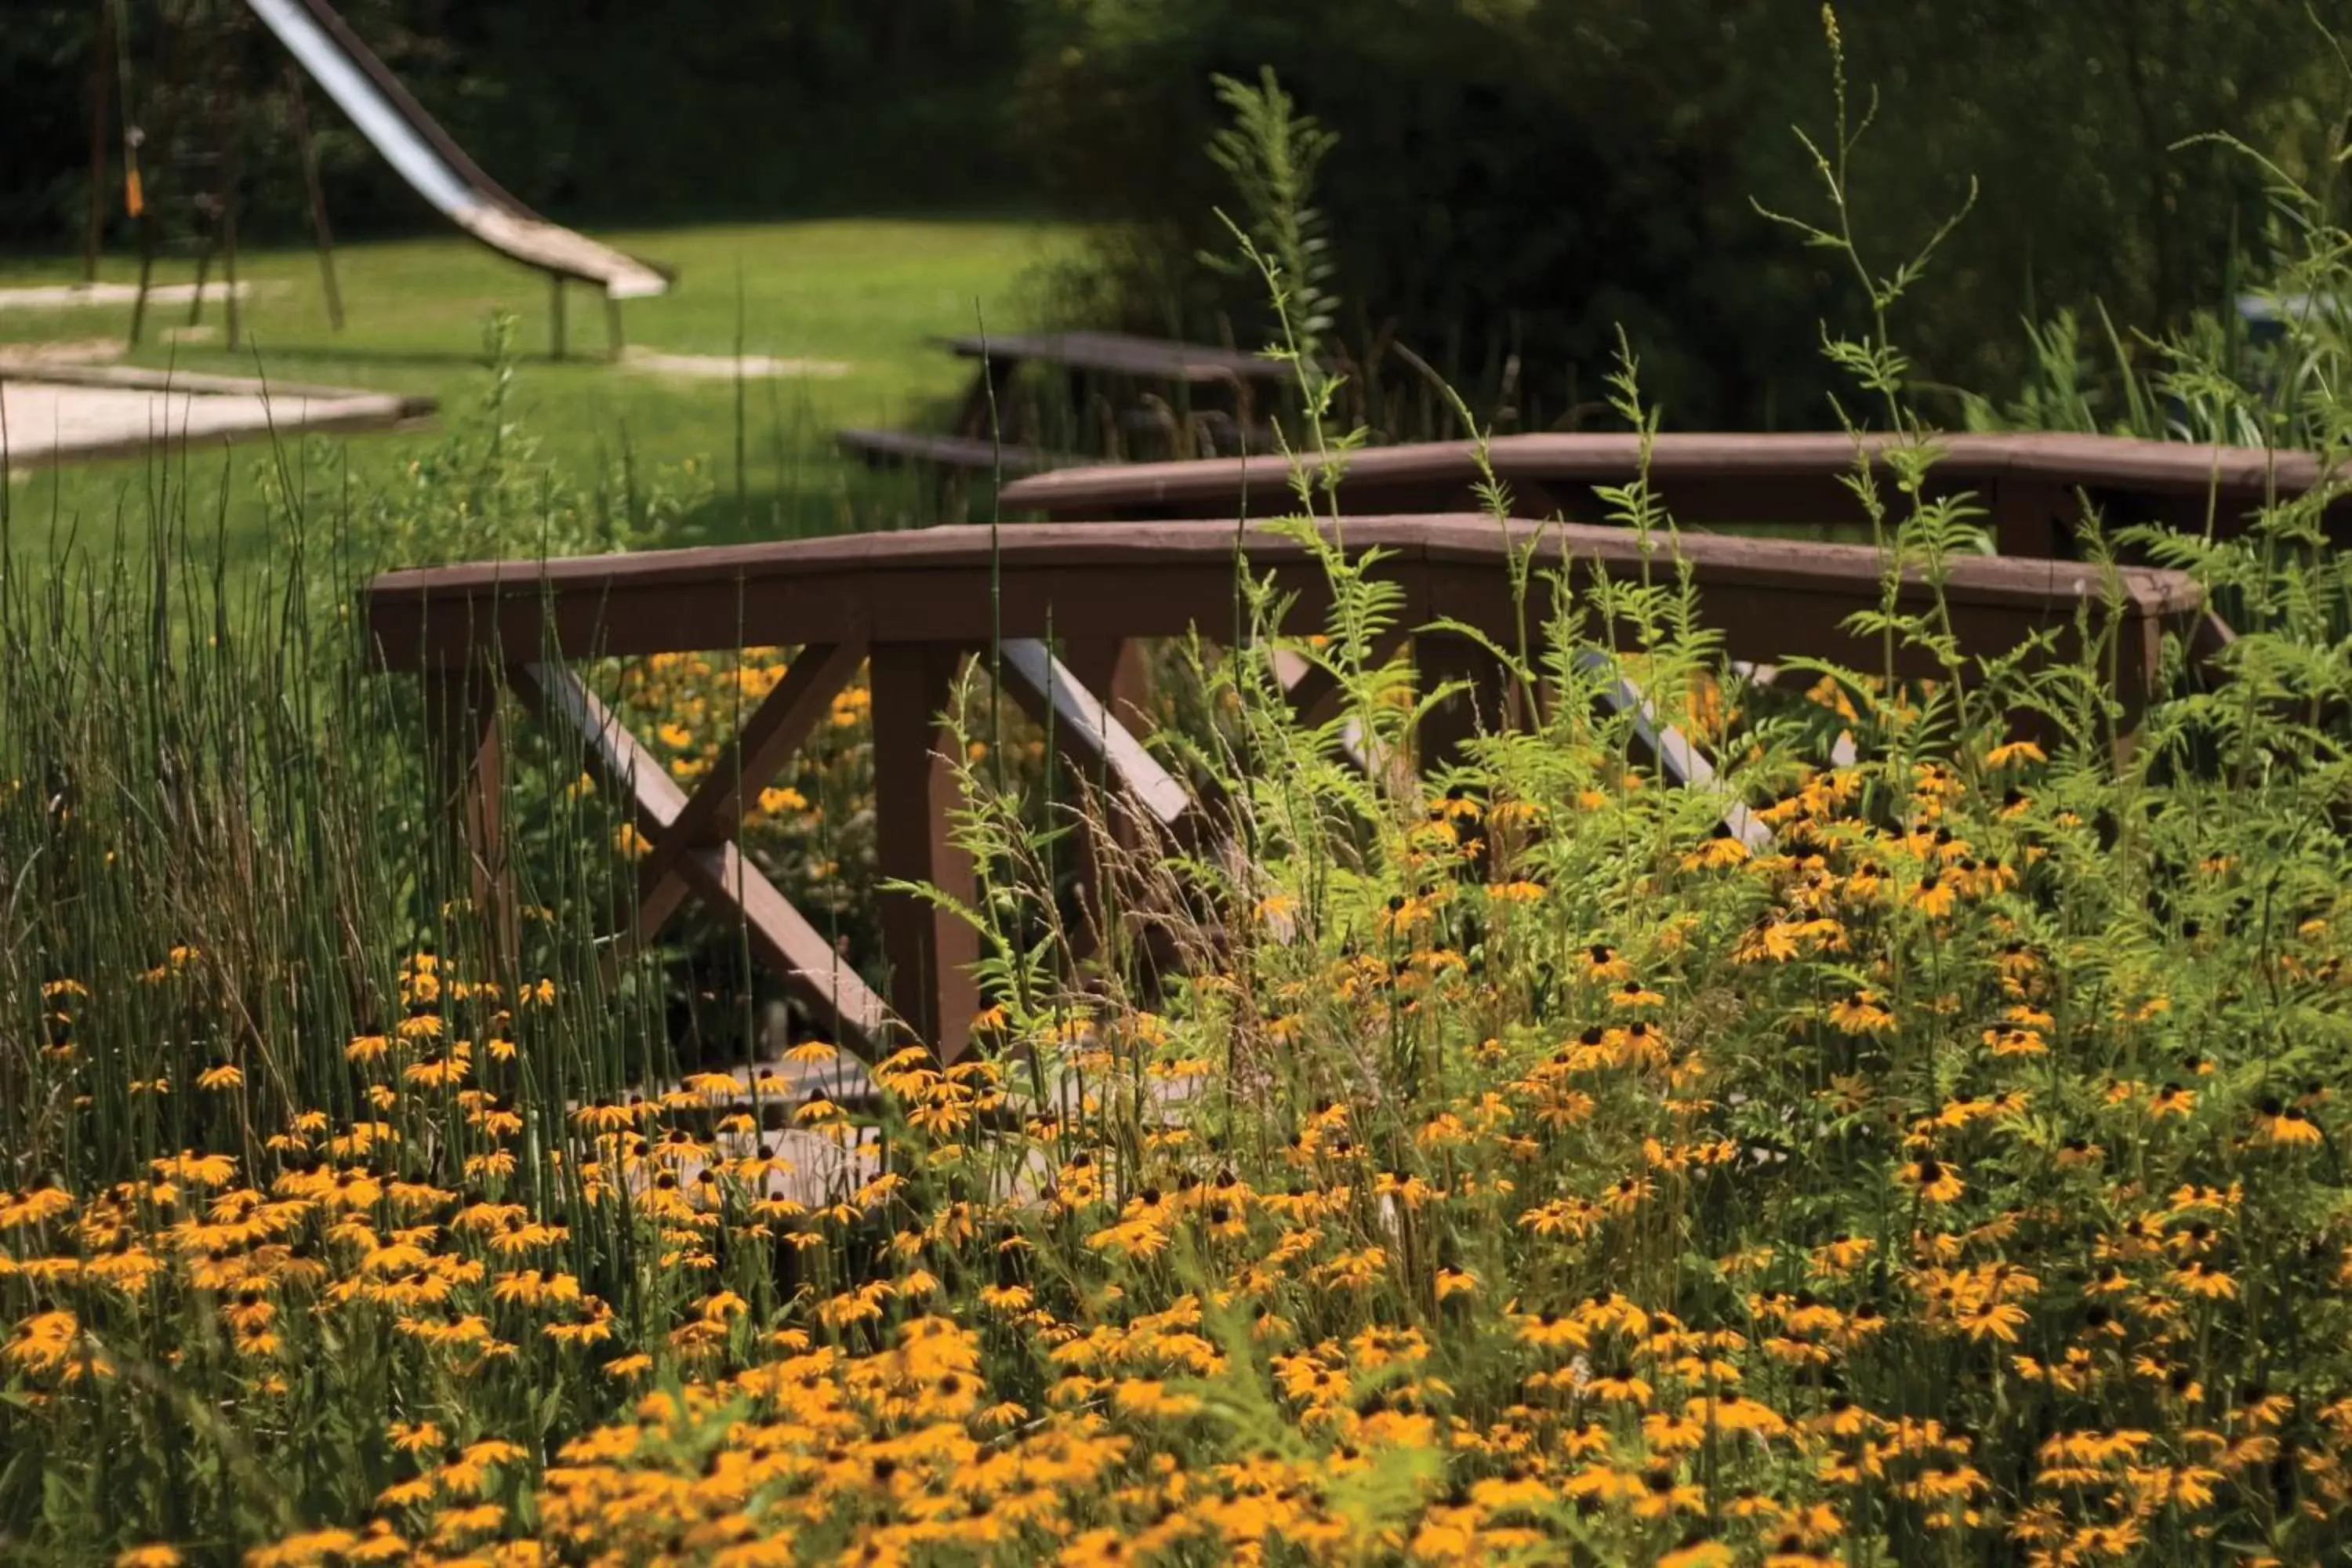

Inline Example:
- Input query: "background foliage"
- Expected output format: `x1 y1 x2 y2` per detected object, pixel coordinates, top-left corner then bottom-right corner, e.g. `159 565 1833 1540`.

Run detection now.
0 0 1032 245
5 0 2349 426
1019 0 2347 429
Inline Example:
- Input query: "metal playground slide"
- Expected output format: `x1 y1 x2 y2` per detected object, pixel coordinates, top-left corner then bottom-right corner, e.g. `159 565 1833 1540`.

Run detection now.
241 0 670 300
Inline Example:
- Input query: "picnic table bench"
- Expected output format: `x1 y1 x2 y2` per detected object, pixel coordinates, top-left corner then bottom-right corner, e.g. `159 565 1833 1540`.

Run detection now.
996 430 2352 557
835 329 1294 484
369 514 2208 1065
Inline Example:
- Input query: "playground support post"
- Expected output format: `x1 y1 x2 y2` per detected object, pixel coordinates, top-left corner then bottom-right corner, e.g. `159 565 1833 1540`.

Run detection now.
285 64 344 330
84 0 111 283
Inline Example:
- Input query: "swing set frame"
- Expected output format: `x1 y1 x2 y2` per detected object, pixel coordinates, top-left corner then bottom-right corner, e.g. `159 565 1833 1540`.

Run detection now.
81 0 344 350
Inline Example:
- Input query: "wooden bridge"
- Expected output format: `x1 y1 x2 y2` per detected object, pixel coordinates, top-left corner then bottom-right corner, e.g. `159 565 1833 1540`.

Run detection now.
369 501 2211 1067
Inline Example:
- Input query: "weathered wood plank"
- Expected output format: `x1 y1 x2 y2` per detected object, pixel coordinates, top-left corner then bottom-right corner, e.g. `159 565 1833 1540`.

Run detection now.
673 842 891 1052
996 432 2350 543
996 638 1195 831
869 644 981 1062
368 516 2198 675
424 662 514 975
943 330 1290 383
508 661 890 1057
635 641 864 937
835 427 1066 476
1578 655 1773 851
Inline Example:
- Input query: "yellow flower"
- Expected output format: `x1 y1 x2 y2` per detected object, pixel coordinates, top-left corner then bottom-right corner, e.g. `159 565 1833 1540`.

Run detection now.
2171 1261 2238 1300
1514 1309 1590 1351
1897 1156 1965 1204
1906 870 1958 918
1058 1528 1131 1568
388 1419 445 1454
2252 1098 2323 1147
1587 1363 1654 1406
1111 1378 1201 1418
1827 990 1894 1036
1984 739 2047 768
1610 978 1665 1009
1682 826 1750 869
1984 1025 2045 1057
1581 942 1632 982
0 1185 74 1229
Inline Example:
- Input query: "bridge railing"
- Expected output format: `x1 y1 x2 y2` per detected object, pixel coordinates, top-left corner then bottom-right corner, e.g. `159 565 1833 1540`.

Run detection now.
996 430 2349 557
367 514 2209 1063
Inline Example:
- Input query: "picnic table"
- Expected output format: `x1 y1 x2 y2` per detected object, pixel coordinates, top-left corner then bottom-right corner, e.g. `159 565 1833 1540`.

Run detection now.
836 329 1294 485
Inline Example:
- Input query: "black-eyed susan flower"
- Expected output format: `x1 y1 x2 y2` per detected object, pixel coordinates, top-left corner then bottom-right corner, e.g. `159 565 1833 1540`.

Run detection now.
1897 1156 1965 1204
1905 870 1958 919
1828 989 1894 1036
2252 1098 2323 1147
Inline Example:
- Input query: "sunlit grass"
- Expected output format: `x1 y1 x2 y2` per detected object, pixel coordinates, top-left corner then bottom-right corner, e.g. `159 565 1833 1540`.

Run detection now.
0 216 1081 568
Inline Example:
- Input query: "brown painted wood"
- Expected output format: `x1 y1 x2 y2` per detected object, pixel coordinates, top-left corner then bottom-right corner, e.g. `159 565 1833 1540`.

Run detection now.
373 513 2212 1069
996 432 2350 547
1989 478 2073 560
673 843 891 1051
1414 630 1508 774
368 517 2201 758
836 426 1067 476
508 662 889 1056
424 662 514 978
635 640 865 938
996 639 1193 832
368 516 2199 670
944 331 1292 384
869 644 981 1062
508 662 677 835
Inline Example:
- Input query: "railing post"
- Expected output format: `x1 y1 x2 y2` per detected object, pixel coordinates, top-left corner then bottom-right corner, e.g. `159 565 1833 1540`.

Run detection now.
870 644 980 1062
1058 637 1146 728
425 661 517 982
1050 637 1135 961
1415 630 1507 775
1990 478 2074 558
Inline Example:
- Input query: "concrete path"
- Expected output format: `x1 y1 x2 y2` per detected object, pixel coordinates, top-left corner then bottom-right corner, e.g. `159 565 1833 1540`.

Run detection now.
1 365 431 470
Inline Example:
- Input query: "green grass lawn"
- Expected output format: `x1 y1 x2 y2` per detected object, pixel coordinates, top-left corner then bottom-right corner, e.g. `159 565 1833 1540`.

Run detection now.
1 216 1080 571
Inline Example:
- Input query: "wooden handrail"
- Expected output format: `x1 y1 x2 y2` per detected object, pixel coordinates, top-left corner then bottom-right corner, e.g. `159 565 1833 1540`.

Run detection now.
368 515 2199 670
370 515 2209 1065
994 432 2350 555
